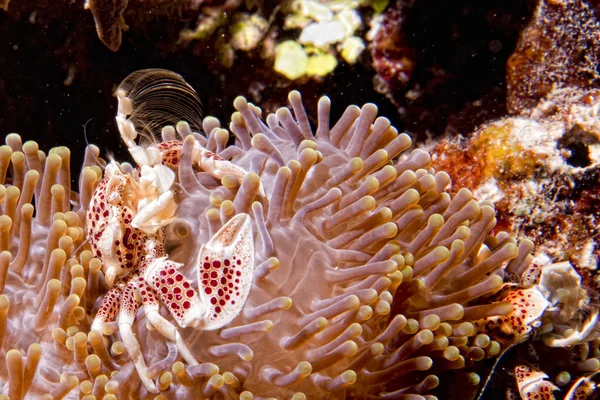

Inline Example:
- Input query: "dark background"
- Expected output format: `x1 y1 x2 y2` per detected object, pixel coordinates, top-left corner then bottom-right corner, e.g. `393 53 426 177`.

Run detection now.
1 0 533 174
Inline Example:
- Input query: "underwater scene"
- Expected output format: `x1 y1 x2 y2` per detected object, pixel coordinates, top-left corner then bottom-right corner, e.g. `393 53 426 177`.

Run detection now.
1 0 600 399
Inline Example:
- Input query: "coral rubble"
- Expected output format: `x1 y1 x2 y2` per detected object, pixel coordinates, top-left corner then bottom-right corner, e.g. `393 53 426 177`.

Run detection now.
427 3 600 397
85 0 129 52
430 87 600 397
430 0 600 290
506 0 600 114
367 0 414 100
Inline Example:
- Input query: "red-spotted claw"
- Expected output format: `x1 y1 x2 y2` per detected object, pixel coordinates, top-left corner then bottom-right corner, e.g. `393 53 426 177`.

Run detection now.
197 213 255 330
565 374 598 400
481 288 550 346
142 257 207 329
142 213 254 331
514 364 558 400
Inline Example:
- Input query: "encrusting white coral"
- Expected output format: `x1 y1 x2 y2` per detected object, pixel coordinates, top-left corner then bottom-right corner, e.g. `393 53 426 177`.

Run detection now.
0 69 594 399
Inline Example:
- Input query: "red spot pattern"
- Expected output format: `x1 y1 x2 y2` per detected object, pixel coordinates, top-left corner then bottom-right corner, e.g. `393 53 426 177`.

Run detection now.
570 379 595 400
515 365 557 400
96 288 121 323
137 279 159 307
196 214 254 329
87 161 198 331
147 260 201 324
482 288 548 345
199 255 241 315
117 276 142 322
154 141 185 168
87 169 151 285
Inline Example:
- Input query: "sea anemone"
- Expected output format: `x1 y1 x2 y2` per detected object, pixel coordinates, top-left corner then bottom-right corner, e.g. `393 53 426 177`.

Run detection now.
0 69 546 399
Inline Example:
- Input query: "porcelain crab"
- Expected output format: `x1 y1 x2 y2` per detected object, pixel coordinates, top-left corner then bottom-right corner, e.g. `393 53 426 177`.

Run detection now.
87 87 258 393
480 256 600 400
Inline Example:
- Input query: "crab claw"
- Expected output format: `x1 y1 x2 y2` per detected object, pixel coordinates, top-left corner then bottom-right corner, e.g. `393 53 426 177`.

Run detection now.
143 257 207 329
515 364 558 400
197 213 255 330
482 288 550 345
565 374 598 400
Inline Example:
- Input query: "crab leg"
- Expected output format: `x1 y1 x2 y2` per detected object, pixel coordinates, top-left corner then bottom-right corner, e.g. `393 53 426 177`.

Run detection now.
91 288 121 335
544 312 600 347
137 278 199 366
118 278 158 393
192 142 265 195
143 257 207 329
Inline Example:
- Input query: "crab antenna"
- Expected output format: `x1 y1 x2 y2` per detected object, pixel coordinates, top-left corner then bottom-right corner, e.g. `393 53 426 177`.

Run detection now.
475 344 516 400
83 118 105 170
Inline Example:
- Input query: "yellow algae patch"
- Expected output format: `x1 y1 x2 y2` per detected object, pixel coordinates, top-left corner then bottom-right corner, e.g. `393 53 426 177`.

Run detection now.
274 41 308 80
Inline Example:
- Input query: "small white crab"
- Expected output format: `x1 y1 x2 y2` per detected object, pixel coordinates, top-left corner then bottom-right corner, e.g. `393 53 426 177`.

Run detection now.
486 257 600 400
87 85 259 393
